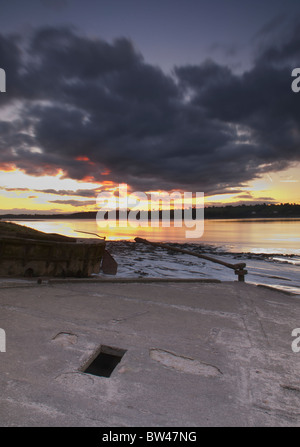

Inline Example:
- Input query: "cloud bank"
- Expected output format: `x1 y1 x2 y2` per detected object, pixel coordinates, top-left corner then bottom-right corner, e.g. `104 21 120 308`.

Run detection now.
1 22 300 195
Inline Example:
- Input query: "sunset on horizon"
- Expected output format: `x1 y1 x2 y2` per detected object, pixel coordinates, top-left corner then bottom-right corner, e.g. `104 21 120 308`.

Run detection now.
1 0 300 215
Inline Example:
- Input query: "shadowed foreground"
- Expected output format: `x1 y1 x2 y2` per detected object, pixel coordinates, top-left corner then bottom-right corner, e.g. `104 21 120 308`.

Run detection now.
0 279 299 427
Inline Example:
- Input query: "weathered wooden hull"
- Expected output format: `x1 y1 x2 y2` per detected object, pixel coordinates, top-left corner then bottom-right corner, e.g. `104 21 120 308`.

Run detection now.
0 235 106 278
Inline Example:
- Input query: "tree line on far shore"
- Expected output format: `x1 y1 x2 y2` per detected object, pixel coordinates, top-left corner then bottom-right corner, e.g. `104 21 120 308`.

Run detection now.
1 203 300 220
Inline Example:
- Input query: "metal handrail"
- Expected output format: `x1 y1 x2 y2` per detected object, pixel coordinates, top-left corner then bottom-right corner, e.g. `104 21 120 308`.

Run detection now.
75 230 106 240
134 237 247 282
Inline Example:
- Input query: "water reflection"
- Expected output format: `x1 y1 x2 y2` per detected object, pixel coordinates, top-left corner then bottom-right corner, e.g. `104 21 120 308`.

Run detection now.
9 217 300 255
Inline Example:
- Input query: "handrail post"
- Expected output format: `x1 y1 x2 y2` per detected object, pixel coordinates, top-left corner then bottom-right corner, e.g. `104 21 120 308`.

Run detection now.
235 268 248 282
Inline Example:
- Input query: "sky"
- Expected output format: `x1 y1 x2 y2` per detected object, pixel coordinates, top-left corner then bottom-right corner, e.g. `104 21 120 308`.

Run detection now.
0 0 300 214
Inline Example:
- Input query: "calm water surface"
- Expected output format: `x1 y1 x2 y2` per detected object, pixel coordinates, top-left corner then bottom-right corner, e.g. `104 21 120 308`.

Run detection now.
10 217 300 255
7 217 300 293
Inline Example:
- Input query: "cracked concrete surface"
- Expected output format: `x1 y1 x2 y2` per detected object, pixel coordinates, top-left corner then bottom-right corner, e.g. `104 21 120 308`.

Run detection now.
0 280 299 426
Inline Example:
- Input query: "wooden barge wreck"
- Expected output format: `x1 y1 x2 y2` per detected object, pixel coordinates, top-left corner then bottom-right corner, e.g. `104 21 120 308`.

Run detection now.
0 222 108 278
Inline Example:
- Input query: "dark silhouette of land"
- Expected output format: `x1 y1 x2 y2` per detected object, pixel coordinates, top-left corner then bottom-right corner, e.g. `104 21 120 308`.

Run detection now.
1 203 300 220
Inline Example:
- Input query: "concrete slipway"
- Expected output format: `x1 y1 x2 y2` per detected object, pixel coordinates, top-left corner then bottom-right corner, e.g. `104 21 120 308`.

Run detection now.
0 278 299 427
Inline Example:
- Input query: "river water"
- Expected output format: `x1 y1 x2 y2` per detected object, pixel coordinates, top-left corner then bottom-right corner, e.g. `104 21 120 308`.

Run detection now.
10 218 300 294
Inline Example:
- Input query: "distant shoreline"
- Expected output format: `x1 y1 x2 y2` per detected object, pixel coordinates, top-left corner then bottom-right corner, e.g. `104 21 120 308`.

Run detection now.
1 203 300 220
2 216 300 222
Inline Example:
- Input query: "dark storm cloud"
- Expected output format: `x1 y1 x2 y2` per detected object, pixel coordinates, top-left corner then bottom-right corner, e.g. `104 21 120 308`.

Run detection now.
1 186 99 198
1 23 300 195
36 188 99 197
49 199 95 207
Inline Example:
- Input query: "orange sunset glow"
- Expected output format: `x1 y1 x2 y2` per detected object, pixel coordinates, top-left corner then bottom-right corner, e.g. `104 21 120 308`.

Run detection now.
0 163 299 215
1 2 300 218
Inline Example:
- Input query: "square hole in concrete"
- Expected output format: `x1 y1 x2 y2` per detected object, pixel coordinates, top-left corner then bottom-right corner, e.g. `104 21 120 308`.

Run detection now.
83 345 127 378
